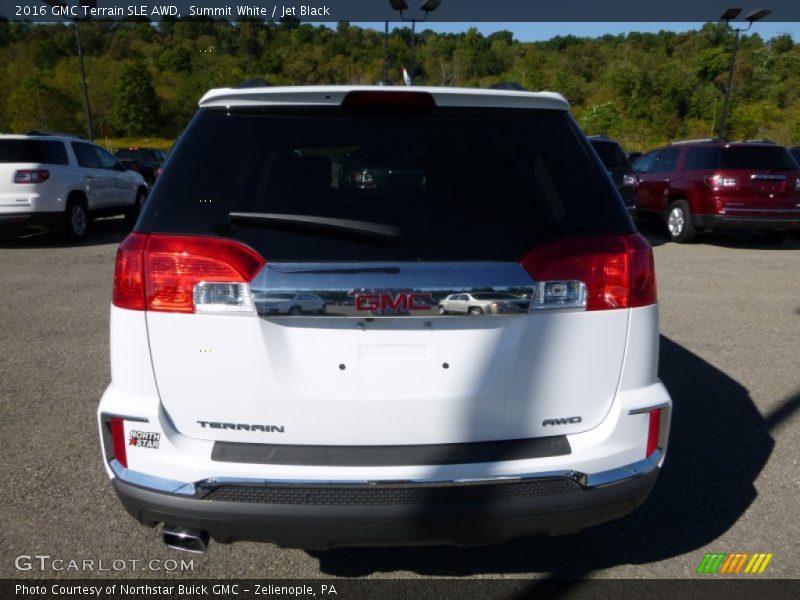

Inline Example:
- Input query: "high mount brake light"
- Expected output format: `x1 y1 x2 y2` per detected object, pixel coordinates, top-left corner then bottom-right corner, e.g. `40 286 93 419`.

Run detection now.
112 233 265 314
341 91 436 112
521 234 656 311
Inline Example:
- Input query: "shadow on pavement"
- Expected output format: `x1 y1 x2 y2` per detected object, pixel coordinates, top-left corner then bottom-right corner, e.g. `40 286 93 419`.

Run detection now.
636 218 800 250
314 335 776 577
0 217 129 249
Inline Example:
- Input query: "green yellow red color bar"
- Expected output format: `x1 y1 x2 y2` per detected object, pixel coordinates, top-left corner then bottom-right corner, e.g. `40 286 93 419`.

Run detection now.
696 553 773 574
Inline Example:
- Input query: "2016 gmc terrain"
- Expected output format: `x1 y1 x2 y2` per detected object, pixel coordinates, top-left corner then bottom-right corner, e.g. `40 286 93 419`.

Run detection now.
98 85 672 552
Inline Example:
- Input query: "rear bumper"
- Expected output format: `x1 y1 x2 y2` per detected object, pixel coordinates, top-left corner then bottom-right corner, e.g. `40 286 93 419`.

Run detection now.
694 213 800 231
110 454 660 549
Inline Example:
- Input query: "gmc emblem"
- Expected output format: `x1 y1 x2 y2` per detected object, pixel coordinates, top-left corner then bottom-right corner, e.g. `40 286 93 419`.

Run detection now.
355 292 433 311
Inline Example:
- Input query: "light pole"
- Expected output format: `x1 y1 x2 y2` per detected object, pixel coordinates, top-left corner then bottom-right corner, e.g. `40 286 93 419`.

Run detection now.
388 0 442 84
717 7 771 140
42 0 95 140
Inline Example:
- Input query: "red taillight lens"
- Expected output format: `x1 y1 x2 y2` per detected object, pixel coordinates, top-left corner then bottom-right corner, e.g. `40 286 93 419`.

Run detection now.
14 169 50 184
112 234 265 313
646 409 661 457
110 417 128 468
112 233 147 310
521 233 656 311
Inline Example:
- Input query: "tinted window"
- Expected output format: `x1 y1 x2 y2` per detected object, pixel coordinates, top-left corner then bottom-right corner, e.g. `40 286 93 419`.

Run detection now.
0 140 68 165
632 153 654 173
116 148 157 161
589 140 630 169
790 147 800 166
651 149 680 173
94 146 120 170
139 107 630 261
72 142 100 168
720 146 797 170
684 147 720 170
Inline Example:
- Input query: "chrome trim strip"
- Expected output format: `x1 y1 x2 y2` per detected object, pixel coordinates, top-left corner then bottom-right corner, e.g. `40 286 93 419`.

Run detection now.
101 413 149 423
110 451 662 497
628 403 671 415
721 208 800 214
110 459 196 495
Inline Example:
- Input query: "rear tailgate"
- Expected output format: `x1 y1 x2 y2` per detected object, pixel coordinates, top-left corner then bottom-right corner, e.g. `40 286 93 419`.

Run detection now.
717 145 800 212
137 97 634 447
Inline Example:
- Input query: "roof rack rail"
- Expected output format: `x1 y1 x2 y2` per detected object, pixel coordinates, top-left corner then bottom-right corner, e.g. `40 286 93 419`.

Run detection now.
668 138 724 145
489 81 528 91
236 78 270 89
26 130 84 139
738 139 777 144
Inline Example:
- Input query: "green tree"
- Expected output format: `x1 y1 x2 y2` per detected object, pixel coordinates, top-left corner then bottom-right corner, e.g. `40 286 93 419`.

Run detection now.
579 102 622 136
6 75 78 133
110 62 159 136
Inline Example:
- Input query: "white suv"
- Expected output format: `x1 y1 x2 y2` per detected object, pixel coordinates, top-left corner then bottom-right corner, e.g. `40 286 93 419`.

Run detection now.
98 86 671 552
0 134 148 241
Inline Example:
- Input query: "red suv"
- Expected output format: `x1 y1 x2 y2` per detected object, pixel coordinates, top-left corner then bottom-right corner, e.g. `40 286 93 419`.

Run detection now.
633 141 800 243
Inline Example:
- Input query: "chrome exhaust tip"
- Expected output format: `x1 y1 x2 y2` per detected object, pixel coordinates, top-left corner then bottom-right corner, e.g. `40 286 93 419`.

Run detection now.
162 524 209 553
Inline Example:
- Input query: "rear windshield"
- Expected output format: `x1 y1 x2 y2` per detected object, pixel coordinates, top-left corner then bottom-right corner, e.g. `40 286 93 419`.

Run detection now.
719 146 796 170
138 106 630 261
589 140 630 169
116 148 156 161
0 140 68 165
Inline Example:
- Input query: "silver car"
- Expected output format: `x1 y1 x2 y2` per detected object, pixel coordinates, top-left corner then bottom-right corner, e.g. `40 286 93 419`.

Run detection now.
254 291 326 315
438 292 529 315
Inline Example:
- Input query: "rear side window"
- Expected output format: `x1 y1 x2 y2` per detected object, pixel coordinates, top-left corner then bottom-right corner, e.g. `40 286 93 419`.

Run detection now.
589 140 630 169
651 149 680 173
71 142 100 168
139 107 630 261
684 147 720 170
720 146 796 170
0 140 68 165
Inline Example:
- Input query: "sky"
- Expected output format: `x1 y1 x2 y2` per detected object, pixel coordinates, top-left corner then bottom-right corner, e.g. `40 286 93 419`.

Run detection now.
351 22 799 42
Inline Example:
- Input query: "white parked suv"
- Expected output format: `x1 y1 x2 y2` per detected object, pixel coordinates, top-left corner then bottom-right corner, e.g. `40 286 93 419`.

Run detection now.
438 292 529 315
0 134 148 241
98 85 672 552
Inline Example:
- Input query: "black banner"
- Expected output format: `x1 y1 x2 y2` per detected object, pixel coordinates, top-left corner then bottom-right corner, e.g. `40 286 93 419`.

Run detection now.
4 579 800 600
4 0 800 23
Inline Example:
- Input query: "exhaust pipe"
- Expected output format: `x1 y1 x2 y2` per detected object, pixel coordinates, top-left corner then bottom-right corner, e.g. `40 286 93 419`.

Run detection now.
163 524 209 553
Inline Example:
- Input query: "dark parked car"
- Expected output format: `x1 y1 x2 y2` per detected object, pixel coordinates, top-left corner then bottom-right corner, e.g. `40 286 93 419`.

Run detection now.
633 140 800 243
115 147 166 184
587 136 637 217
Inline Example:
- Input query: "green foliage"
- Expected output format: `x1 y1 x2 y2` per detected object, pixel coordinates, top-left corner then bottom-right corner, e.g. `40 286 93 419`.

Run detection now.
6 75 78 133
1 22 799 150
111 62 159 136
579 102 622 136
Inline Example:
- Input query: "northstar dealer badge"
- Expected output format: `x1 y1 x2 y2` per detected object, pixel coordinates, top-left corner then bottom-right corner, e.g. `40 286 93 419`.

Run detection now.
129 430 161 449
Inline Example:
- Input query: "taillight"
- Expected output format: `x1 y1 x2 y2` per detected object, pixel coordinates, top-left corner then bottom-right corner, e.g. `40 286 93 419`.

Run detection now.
110 417 128 468
112 234 265 314
351 169 376 190
113 233 147 310
795 178 800 192
521 233 656 311
646 409 661 457
704 174 737 189
14 169 50 184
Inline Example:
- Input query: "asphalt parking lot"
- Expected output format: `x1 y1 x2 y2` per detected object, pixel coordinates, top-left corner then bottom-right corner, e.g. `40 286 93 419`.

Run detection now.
0 219 798 580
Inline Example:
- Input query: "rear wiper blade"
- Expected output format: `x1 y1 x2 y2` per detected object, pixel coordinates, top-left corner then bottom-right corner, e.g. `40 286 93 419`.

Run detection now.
229 212 401 242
